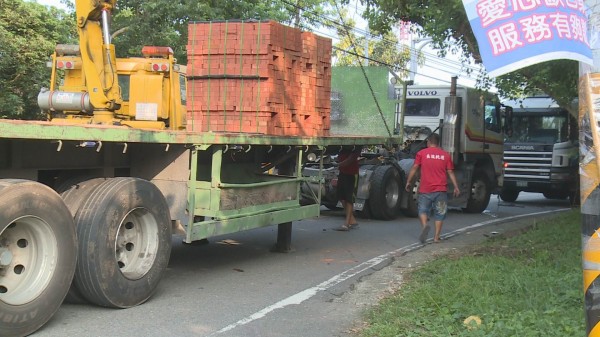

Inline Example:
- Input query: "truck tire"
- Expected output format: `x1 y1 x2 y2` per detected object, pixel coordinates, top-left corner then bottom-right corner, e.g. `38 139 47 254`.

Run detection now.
463 172 491 213
569 179 581 206
368 165 402 220
73 177 172 308
499 188 519 202
357 202 373 219
59 178 107 304
323 202 340 210
401 180 419 218
0 179 76 337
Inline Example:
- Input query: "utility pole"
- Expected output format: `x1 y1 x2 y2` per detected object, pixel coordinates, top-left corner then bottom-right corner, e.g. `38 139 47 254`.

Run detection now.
409 38 432 82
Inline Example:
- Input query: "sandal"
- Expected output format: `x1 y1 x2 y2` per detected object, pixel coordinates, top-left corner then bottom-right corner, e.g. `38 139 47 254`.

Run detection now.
333 225 350 231
349 223 359 229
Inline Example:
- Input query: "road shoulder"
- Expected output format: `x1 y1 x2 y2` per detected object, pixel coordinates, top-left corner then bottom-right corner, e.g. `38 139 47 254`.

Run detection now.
335 214 556 336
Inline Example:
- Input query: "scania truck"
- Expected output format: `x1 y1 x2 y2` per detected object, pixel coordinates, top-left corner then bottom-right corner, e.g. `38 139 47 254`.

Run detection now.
499 96 579 204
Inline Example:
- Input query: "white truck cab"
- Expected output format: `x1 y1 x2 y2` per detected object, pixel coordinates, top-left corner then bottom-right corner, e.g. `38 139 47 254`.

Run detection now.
395 80 506 215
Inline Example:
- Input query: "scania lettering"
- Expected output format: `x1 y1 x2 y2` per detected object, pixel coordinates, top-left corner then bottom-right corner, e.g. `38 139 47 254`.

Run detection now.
510 145 535 150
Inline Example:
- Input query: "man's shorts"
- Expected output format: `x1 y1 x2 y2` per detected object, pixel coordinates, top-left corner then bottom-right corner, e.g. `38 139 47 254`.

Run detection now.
417 191 448 221
337 173 358 203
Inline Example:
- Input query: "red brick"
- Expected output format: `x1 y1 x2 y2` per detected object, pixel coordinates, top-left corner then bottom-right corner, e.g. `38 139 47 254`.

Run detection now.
187 20 331 136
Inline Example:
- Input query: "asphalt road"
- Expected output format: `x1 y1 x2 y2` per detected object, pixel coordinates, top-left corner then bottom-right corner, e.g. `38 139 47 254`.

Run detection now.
33 193 571 337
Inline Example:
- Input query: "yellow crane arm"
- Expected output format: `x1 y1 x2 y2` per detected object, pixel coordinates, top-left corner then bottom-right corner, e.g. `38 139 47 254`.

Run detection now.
75 0 121 114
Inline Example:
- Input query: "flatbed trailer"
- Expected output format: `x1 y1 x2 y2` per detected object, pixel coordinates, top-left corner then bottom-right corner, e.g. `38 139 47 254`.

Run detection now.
0 118 398 337
0 3 403 334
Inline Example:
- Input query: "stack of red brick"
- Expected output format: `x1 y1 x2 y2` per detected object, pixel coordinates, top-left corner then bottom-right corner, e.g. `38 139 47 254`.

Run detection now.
186 20 331 136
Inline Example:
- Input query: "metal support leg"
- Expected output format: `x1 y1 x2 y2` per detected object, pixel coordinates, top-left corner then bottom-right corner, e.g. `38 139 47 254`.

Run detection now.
272 221 293 253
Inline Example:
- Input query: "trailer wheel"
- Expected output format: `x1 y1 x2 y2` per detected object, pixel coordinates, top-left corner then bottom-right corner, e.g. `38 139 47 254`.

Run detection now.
0 180 76 337
499 188 519 202
463 172 491 213
368 165 402 220
59 178 107 304
401 180 419 218
74 178 172 308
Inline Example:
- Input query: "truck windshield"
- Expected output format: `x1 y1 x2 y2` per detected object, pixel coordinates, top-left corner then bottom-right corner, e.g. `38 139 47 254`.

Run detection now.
405 99 441 116
506 114 568 143
484 102 501 133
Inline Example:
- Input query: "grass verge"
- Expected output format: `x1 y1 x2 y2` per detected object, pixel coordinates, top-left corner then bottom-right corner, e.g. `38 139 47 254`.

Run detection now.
360 210 585 337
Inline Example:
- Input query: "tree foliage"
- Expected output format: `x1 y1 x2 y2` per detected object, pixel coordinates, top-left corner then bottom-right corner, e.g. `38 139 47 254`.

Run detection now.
111 0 335 64
331 6 410 79
358 0 578 110
333 26 410 76
0 0 74 119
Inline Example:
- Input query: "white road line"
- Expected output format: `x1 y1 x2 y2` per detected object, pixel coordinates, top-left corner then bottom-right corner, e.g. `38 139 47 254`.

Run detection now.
209 208 569 335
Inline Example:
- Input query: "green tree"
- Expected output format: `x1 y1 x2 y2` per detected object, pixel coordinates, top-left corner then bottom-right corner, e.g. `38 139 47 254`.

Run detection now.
0 0 74 119
357 0 578 110
333 28 410 75
332 8 410 78
280 0 336 30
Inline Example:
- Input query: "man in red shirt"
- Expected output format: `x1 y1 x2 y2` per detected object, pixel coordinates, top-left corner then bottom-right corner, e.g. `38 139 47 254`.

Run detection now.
405 133 460 243
334 148 361 231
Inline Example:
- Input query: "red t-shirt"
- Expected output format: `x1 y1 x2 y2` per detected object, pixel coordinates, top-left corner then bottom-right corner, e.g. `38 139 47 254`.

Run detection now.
338 151 360 175
414 147 454 193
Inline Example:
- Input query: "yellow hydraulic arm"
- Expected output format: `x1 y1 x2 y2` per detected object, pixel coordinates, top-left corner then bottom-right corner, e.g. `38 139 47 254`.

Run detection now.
40 0 186 130
75 0 121 121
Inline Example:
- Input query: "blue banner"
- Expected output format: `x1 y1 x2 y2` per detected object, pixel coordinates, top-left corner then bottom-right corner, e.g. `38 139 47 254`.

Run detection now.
462 0 593 77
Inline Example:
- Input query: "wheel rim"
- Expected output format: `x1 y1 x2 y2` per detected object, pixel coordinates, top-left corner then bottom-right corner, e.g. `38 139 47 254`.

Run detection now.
0 216 58 305
471 179 487 201
114 207 159 280
385 180 400 208
411 182 419 201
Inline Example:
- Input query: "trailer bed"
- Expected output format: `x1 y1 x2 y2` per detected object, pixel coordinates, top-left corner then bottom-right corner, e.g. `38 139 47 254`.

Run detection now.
0 119 398 146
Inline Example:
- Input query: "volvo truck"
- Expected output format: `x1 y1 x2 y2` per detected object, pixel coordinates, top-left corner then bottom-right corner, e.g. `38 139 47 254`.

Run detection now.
301 74 507 219
396 80 507 216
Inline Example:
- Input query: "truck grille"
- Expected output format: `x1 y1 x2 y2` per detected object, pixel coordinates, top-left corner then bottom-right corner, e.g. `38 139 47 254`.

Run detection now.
503 150 552 180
